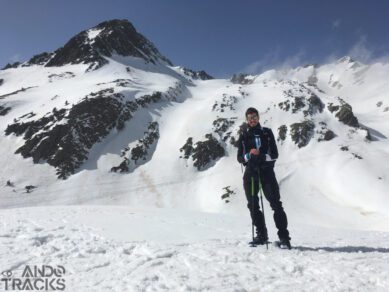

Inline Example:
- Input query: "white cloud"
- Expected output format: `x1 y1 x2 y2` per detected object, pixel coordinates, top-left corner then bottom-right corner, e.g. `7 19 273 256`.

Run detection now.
348 35 372 63
239 35 389 76
241 49 306 74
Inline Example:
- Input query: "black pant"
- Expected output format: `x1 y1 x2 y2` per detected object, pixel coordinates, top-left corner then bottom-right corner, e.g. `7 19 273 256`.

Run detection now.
243 165 290 240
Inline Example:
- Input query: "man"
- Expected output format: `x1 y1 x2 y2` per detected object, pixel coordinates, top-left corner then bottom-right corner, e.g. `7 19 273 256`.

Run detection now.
237 107 291 249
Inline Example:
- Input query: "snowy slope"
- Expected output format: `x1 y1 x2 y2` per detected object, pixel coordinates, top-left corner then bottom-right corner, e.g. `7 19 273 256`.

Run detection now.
1 19 389 291
2 55 389 231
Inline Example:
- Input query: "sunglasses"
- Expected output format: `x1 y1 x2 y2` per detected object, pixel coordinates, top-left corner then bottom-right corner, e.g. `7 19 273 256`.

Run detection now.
246 114 258 121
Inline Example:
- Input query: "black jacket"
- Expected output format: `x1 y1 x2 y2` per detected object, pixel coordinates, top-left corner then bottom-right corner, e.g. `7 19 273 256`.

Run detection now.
237 123 278 173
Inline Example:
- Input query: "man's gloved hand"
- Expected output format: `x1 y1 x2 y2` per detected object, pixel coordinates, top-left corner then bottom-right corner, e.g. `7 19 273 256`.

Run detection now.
249 149 260 156
248 148 266 166
250 148 259 156
246 148 259 171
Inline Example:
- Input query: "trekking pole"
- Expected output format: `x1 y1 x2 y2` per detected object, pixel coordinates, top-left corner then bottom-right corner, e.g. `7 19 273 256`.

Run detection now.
258 169 268 250
250 176 255 247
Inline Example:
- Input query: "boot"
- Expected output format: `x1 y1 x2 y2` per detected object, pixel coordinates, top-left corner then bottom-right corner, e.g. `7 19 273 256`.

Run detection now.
250 233 269 245
278 237 291 250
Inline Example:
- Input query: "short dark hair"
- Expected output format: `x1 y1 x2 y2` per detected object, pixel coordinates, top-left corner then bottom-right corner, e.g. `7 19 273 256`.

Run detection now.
245 107 259 117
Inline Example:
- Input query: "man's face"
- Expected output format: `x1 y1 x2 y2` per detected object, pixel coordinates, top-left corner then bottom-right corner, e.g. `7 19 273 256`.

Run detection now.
246 113 259 127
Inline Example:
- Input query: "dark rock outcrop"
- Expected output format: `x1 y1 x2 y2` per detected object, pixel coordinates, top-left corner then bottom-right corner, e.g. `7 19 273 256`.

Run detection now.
280 86 324 117
15 111 36 121
0 105 12 116
278 125 287 142
318 129 336 141
212 117 236 141
45 19 172 71
6 91 127 179
25 185 37 193
327 103 339 113
290 120 315 148
230 122 248 148
328 99 359 128
179 137 194 159
322 130 336 141
303 94 324 117
48 72 75 83
221 186 235 203
6 180 14 187
111 122 159 173
230 73 254 85
130 121 159 164
316 122 336 142
26 52 54 66
111 158 129 173
5 88 165 179
278 100 291 112
0 87 36 99
212 94 238 112
135 92 162 107
292 96 306 113
2 62 21 70
182 68 213 80
180 133 225 170
335 103 359 128
192 134 225 171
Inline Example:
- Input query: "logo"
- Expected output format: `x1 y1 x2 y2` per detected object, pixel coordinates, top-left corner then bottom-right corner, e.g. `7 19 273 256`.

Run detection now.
1 265 66 291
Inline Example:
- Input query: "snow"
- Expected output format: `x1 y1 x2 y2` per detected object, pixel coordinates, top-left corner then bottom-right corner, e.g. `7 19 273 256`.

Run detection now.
87 28 104 43
1 55 389 290
1 206 388 291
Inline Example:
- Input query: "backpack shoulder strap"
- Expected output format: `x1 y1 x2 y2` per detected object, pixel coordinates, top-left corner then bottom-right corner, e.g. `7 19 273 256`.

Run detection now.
262 126 270 134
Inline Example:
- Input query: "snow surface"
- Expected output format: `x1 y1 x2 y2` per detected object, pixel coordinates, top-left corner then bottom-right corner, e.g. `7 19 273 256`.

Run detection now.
87 28 104 42
1 206 389 292
1 55 389 291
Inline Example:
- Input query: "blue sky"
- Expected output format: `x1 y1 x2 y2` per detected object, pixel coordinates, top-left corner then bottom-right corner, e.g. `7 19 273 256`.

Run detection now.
1 0 388 77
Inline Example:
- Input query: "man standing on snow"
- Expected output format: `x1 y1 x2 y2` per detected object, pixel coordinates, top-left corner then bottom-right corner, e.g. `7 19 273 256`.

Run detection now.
237 107 291 249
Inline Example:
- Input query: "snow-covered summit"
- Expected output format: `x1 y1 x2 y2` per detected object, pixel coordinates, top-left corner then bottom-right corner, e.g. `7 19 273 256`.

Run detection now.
2 17 389 291
0 20 389 238
2 19 172 72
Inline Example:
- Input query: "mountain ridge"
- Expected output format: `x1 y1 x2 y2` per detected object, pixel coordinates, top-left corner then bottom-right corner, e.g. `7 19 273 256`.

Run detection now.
0 20 388 234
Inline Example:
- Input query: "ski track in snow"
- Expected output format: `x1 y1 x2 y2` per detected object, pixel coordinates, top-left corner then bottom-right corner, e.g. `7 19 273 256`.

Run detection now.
1 206 388 292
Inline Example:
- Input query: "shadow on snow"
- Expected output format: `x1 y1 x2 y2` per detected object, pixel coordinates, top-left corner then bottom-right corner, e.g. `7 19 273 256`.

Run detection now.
293 245 389 253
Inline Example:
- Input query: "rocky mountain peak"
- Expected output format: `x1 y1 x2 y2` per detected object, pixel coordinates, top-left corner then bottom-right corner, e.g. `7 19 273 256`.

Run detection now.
28 19 172 71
